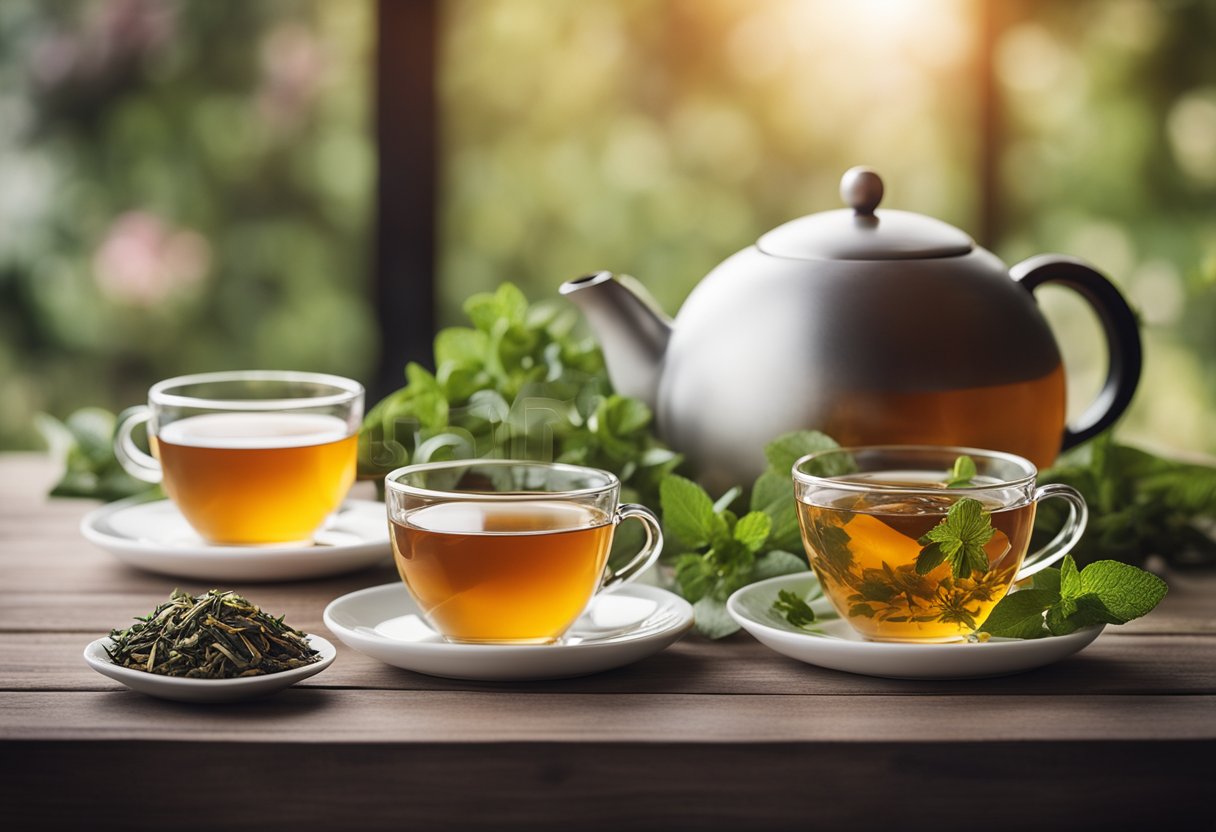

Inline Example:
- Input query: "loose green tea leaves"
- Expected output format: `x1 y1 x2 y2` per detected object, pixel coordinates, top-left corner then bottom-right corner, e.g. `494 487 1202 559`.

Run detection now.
915 498 995 579
105 589 319 678
979 555 1168 639
773 589 816 628
944 455 977 488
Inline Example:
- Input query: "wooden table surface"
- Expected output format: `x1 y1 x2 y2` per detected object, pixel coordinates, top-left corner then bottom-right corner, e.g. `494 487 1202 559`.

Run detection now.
1 453 1214 830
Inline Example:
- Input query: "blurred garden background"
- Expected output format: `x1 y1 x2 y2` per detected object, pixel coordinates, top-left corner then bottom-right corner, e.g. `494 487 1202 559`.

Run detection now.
1 0 1213 455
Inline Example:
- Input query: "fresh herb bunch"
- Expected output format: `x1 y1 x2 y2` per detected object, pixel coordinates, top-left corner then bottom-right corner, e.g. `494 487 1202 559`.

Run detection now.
106 589 319 678
1035 433 1216 569
358 282 680 507
37 408 160 502
667 430 838 638
980 554 1168 639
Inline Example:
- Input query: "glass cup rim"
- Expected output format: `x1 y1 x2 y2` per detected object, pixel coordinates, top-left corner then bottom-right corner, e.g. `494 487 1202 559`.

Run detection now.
384 458 621 502
148 370 364 411
792 444 1039 493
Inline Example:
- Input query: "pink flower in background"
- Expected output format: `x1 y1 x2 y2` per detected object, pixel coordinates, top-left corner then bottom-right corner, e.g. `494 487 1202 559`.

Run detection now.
92 211 211 307
31 0 174 92
257 23 328 133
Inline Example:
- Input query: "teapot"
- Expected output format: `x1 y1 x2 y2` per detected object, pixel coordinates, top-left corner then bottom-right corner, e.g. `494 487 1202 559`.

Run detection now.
560 167 1141 493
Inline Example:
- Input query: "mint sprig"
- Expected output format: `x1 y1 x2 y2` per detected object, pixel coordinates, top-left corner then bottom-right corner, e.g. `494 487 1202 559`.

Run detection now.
357 282 680 507
668 430 834 638
773 589 816 628
915 498 995 579
944 455 977 488
980 554 1168 639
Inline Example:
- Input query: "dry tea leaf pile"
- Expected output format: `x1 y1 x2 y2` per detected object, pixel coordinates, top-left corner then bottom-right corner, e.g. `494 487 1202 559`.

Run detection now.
106 589 319 678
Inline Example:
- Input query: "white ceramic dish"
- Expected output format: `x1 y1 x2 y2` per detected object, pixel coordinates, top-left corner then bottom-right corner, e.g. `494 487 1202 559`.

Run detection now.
80 497 390 582
83 634 336 703
727 572 1105 680
323 582 693 681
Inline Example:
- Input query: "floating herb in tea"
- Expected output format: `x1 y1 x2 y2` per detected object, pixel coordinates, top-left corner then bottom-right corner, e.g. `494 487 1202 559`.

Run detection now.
105 589 319 679
944 455 977 488
915 498 996 579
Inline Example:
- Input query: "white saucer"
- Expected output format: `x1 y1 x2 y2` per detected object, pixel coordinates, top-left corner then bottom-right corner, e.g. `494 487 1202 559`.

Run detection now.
83 634 336 703
323 583 693 681
81 497 391 582
727 573 1105 680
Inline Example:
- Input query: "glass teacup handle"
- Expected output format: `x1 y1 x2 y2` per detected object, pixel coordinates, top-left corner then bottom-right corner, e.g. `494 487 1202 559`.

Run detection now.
602 503 665 591
114 405 162 484
1016 483 1089 580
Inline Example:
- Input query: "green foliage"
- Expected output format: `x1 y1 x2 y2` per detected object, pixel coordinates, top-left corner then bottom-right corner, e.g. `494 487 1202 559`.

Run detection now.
980 555 1168 640
36 408 159 502
358 282 679 508
666 432 829 639
1034 433 1216 569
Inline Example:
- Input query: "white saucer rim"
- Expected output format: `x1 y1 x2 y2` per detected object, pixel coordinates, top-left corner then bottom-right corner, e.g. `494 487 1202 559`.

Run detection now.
727 572 1106 652
323 582 694 654
83 633 337 690
80 496 388 560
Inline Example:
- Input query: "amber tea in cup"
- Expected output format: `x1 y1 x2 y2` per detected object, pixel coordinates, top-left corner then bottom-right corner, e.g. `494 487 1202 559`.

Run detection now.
114 371 363 545
793 446 1087 643
385 460 663 644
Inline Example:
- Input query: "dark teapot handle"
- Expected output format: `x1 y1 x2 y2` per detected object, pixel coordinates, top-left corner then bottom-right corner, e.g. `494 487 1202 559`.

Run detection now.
1011 254 1142 451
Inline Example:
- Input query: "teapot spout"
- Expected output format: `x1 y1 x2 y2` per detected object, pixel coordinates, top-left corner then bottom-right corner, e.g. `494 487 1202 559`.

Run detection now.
559 271 672 410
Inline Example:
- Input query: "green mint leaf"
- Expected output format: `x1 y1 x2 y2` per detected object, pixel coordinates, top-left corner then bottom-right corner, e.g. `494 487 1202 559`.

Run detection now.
708 538 756 599
979 588 1055 639
733 511 772 553
674 553 714 603
1032 566 1062 596
751 550 808 581
693 596 741 639
772 590 816 628
464 282 528 333
914 542 949 575
915 498 995 579
660 475 718 550
945 455 977 488
764 430 840 477
63 407 118 468
1078 560 1169 623
1059 554 1082 601
1046 593 1121 636
598 395 652 438
433 326 490 369
750 469 802 552
403 363 450 430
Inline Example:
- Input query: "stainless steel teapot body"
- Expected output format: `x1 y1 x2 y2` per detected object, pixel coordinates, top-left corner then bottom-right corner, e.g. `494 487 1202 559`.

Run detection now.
561 169 1141 493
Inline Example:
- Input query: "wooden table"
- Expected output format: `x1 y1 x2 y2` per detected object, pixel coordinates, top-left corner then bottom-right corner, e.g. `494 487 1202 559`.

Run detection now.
1 453 1213 830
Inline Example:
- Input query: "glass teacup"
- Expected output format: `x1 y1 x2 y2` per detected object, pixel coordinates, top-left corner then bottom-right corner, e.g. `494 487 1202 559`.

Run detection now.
385 460 663 644
114 370 364 545
792 445 1087 643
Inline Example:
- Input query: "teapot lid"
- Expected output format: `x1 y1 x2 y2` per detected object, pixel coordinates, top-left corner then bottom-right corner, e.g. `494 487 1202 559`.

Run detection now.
757 167 974 261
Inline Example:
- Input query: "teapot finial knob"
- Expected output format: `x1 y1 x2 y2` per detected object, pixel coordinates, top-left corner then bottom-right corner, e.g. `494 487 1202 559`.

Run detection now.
840 166 884 216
